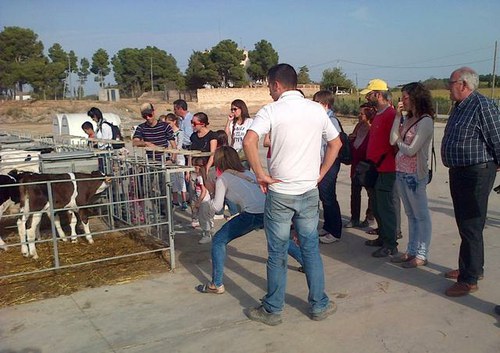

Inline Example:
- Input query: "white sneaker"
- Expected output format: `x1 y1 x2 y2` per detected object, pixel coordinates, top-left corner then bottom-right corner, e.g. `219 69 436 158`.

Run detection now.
318 229 329 236
214 214 225 220
319 233 340 244
198 234 212 244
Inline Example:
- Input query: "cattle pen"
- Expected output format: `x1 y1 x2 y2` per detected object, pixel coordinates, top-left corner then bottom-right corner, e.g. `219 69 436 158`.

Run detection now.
0 131 195 284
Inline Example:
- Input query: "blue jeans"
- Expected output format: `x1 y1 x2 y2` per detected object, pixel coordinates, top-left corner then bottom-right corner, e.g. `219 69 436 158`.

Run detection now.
318 159 342 238
396 172 432 260
211 212 303 287
211 212 263 287
262 189 329 315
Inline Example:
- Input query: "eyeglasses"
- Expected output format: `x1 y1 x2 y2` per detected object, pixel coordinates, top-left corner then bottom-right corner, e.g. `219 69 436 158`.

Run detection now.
448 80 462 86
143 114 153 119
230 107 239 112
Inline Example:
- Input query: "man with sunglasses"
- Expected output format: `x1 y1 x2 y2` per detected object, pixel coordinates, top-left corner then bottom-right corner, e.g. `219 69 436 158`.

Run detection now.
441 67 500 297
133 102 177 161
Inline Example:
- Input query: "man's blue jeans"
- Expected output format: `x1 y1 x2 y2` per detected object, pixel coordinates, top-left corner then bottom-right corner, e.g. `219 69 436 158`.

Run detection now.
262 188 330 314
318 159 342 237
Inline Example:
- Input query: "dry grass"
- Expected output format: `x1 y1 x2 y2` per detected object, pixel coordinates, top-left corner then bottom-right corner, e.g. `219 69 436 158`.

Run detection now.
0 220 171 308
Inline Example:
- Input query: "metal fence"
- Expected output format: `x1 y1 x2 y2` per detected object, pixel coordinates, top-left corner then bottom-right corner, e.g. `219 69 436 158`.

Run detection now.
0 132 194 280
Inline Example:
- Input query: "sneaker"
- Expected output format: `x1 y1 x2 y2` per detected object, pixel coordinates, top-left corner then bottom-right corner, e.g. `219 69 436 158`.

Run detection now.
344 220 360 228
372 246 398 258
319 233 340 244
198 233 212 244
196 283 225 294
245 305 282 326
181 202 188 211
311 301 337 321
191 219 200 228
214 213 225 220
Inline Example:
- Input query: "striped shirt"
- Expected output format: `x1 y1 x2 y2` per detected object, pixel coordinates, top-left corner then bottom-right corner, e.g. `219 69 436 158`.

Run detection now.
133 121 175 160
441 91 500 168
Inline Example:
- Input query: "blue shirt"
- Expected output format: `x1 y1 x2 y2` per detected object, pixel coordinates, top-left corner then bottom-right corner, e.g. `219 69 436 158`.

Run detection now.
441 91 500 168
180 112 193 147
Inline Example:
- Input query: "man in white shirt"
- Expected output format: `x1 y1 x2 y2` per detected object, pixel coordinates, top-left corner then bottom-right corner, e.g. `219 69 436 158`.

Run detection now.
243 63 342 325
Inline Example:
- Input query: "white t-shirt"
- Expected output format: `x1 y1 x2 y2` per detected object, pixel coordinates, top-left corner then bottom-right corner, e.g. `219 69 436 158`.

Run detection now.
96 120 113 149
230 118 254 152
249 90 339 195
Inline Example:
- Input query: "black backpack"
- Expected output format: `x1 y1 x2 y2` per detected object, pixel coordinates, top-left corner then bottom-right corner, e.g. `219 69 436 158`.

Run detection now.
336 118 352 165
103 121 125 149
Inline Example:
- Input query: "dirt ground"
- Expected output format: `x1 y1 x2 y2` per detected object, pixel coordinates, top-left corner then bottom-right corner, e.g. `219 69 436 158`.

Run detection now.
0 217 171 308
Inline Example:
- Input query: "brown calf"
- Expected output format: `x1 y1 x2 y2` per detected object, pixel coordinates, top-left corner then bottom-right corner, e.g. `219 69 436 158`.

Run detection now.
17 171 111 259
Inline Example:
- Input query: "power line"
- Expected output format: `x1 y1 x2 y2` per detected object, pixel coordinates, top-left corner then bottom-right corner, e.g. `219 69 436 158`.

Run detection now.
310 58 491 70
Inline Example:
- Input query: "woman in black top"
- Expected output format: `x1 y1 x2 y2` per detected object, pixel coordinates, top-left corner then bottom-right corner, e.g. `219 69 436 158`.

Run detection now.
190 112 218 173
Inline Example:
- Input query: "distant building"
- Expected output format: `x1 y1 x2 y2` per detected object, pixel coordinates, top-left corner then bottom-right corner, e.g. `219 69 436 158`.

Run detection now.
15 92 32 101
99 88 120 102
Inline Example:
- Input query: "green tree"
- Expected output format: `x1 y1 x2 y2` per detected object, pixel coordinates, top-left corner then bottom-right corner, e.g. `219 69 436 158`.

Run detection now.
91 48 110 88
320 67 355 91
210 39 246 87
112 47 183 97
247 39 279 83
77 58 90 99
112 48 143 97
0 26 44 97
297 65 311 84
48 44 78 98
185 50 219 89
144 46 184 91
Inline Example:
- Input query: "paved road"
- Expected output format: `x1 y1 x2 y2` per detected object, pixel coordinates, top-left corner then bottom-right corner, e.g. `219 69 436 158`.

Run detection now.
1 123 499 353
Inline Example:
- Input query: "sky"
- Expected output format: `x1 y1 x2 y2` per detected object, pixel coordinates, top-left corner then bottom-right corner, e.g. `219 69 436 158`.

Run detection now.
1 0 499 95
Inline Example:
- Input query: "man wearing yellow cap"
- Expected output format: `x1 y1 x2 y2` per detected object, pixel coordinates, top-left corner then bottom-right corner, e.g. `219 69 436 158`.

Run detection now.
360 79 398 257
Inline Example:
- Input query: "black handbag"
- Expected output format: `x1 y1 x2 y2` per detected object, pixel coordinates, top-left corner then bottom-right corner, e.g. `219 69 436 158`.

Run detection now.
428 132 436 184
354 154 386 188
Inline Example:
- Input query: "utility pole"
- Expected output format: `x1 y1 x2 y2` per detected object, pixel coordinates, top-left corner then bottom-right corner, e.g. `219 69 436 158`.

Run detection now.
68 55 73 99
492 40 497 99
150 57 154 95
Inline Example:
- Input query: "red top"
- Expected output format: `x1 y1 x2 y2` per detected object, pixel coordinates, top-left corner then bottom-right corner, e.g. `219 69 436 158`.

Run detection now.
366 106 396 172
350 132 370 178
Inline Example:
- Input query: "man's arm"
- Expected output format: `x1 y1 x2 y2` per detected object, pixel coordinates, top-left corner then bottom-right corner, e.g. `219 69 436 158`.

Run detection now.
319 137 342 183
243 130 279 193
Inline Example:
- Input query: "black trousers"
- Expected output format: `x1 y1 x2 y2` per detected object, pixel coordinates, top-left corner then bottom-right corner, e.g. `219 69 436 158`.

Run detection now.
449 162 496 285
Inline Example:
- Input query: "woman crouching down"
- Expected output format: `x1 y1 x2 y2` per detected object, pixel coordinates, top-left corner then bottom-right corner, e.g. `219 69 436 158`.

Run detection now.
196 146 303 294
